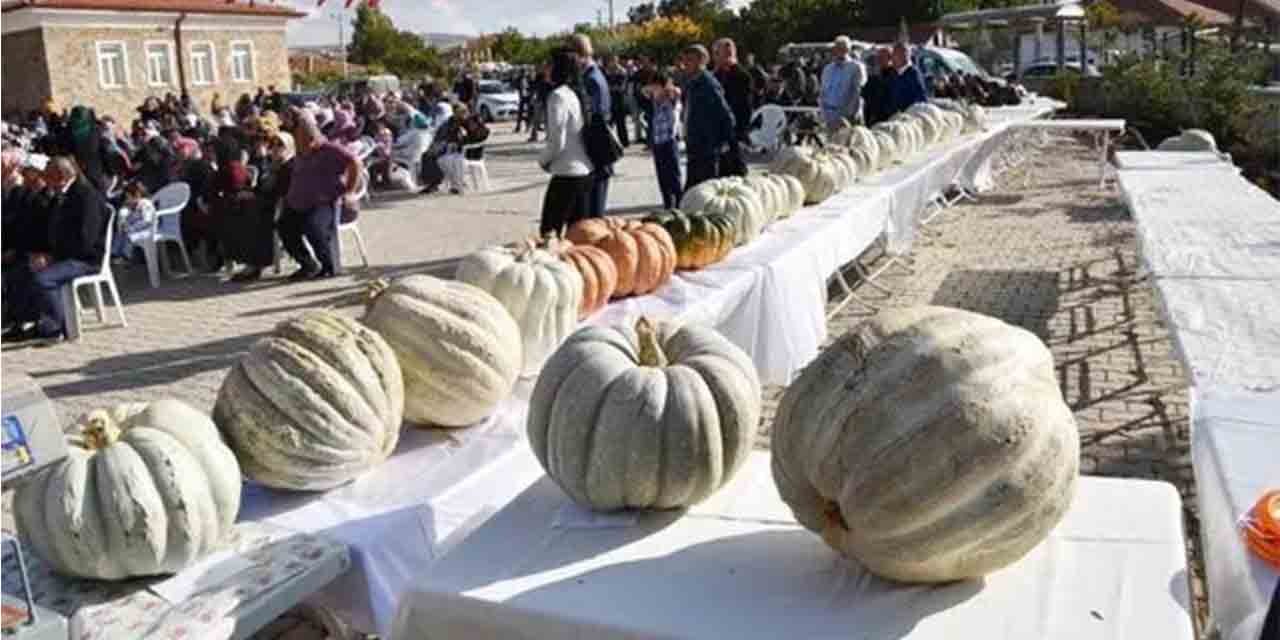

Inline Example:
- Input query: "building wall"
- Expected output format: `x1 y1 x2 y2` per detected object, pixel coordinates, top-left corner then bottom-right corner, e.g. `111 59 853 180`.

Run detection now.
1 28 52 119
33 21 292 124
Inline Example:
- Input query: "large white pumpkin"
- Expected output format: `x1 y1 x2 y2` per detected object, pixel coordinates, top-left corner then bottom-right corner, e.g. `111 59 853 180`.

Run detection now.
771 146 840 205
871 130 899 165
772 306 1080 583
456 242 584 377
14 400 241 580
214 310 405 490
745 174 787 223
1157 129 1218 152
529 318 762 510
773 173 806 215
681 179 767 246
364 275 521 428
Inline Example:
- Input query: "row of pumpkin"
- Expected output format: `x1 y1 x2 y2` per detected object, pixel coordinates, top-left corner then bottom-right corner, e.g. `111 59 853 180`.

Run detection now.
17 296 1079 589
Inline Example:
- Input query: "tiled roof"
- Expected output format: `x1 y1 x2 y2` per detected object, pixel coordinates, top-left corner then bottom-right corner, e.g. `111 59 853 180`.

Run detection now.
1184 0 1280 21
1104 0 1236 25
0 0 305 18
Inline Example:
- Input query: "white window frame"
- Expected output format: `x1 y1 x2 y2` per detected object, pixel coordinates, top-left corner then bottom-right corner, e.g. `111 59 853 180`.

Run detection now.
143 40 175 87
189 41 217 86
95 40 129 89
228 40 255 84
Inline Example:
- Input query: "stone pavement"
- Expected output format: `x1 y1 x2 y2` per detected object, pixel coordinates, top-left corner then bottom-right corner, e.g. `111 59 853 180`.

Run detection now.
0 126 1206 638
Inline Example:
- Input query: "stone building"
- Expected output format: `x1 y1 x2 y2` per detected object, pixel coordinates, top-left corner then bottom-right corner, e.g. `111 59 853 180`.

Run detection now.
1 0 304 123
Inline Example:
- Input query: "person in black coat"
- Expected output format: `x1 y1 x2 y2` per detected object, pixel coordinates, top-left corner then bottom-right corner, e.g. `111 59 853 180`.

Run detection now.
861 47 897 127
2 157 108 343
679 44 736 190
712 38 753 177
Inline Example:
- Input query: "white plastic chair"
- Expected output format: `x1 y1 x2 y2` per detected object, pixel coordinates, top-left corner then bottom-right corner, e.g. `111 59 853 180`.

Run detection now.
141 182 193 288
62 208 127 341
460 143 489 192
748 105 788 155
334 172 370 271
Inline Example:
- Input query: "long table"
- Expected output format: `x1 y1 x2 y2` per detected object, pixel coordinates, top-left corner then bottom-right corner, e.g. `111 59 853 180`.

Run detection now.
1117 160 1280 640
394 450 1194 640
590 100 1059 385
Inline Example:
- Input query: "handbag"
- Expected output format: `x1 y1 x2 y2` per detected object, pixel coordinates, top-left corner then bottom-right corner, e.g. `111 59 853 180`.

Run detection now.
582 108 624 168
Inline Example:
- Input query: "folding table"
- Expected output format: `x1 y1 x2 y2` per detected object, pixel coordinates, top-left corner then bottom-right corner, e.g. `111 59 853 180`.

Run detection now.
1007 119 1126 186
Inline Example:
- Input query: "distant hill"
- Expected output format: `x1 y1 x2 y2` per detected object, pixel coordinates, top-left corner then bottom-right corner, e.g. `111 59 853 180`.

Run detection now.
421 32 470 50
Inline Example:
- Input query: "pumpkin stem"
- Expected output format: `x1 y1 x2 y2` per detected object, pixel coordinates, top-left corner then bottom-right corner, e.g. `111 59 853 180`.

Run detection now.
635 317 668 368
365 278 391 308
820 500 850 550
80 410 121 450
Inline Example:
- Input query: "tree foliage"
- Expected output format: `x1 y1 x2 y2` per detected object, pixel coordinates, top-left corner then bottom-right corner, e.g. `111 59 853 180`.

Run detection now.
628 3 657 25
348 5 445 80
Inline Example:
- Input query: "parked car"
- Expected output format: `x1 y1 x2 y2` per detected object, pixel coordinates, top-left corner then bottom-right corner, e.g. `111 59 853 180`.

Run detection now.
476 80 519 122
334 74 402 99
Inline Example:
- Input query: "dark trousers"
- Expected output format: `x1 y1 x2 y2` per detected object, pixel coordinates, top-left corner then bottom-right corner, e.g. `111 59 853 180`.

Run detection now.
686 155 719 191
611 104 630 147
718 143 748 178
586 172 610 219
9 259 95 336
515 97 529 131
540 175 593 237
278 203 336 274
652 141 682 209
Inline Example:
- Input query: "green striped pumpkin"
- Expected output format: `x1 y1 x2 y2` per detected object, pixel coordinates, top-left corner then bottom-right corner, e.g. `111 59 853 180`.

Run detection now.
643 209 735 270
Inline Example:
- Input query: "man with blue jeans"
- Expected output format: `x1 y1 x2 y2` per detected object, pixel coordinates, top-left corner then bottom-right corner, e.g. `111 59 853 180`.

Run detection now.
574 34 612 219
3 157 108 344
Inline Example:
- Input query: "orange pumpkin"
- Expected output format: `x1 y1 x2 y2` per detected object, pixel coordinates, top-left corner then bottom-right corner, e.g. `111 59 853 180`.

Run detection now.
567 218 676 297
542 237 618 319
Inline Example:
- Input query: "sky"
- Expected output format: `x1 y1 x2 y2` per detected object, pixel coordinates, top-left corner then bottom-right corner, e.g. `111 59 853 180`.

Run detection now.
284 0 750 46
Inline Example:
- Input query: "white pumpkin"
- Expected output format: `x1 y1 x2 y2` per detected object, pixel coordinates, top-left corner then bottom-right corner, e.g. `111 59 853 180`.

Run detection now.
364 275 522 428
215 310 405 490
528 318 762 510
772 306 1080 583
14 399 241 580
825 149 860 188
745 174 786 223
1157 129 1218 152
848 125 879 160
847 145 876 177
769 173 805 217
771 146 841 205
872 130 899 165
682 179 767 246
678 178 724 213
456 242 584 377
966 103 988 132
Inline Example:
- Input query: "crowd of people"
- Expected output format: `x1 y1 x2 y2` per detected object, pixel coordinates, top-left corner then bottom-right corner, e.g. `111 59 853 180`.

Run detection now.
0 32 992 344
525 35 946 235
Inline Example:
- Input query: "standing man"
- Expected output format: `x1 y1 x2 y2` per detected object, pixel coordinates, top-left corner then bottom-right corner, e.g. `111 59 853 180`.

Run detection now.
277 111 361 280
819 35 868 129
573 34 612 219
630 55 657 147
679 44 735 190
2 157 108 344
513 71 530 134
604 56 631 147
888 43 929 116
744 52 769 110
861 47 897 126
712 38 752 177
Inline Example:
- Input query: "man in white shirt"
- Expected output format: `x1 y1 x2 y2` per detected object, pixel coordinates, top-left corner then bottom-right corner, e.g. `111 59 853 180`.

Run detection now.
819 35 867 129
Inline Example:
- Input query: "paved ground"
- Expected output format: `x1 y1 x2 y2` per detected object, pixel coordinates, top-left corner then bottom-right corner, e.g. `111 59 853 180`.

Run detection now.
1 125 1205 638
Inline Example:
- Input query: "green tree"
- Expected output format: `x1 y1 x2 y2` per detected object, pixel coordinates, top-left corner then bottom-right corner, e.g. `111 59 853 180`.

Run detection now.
657 0 730 24
347 5 398 65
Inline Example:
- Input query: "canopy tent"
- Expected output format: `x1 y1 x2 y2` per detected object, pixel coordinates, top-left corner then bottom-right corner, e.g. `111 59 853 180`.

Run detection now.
939 1 1086 29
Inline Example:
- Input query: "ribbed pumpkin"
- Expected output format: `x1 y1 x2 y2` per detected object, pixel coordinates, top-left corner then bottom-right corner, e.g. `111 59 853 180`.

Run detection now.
774 173 806 215
643 209 734 270
214 310 404 490
456 242 584 377
544 237 617 319
529 318 762 511
745 174 786 223
566 218 676 298
364 275 521 428
1157 129 1217 152
772 146 840 205
847 125 880 163
15 399 241 580
872 129 899 165
772 306 1080 583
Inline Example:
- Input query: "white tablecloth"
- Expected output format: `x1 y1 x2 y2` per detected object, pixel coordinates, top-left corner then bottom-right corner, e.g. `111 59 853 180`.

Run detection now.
1190 388 1280 640
238 388 543 636
588 102 1057 386
1114 151 1238 171
393 451 1194 640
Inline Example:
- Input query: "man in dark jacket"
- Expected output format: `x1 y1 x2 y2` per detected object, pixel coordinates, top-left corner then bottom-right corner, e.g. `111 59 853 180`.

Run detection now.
574 34 612 219
679 44 735 190
861 47 897 126
888 43 929 116
3 157 108 343
712 38 752 177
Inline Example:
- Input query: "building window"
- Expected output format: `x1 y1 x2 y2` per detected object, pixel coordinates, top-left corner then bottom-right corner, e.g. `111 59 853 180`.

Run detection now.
190 42 216 85
144 42 174 87
96 41 128 89
230 41 255 83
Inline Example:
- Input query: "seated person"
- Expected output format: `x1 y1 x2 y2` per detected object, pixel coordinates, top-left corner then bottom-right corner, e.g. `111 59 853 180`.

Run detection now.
110 181 156 262
3 156 109 344
419 103 489 195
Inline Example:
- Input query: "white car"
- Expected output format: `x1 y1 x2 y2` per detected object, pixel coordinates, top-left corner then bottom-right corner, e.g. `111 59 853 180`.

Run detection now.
476 80 519 122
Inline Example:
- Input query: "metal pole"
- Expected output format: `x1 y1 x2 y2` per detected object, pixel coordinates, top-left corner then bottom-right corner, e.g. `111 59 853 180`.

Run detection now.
609 0 614 28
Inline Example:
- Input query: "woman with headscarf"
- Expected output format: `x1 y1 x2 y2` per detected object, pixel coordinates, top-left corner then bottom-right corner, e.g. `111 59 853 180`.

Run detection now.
222 131 294 282
61 105 106 192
